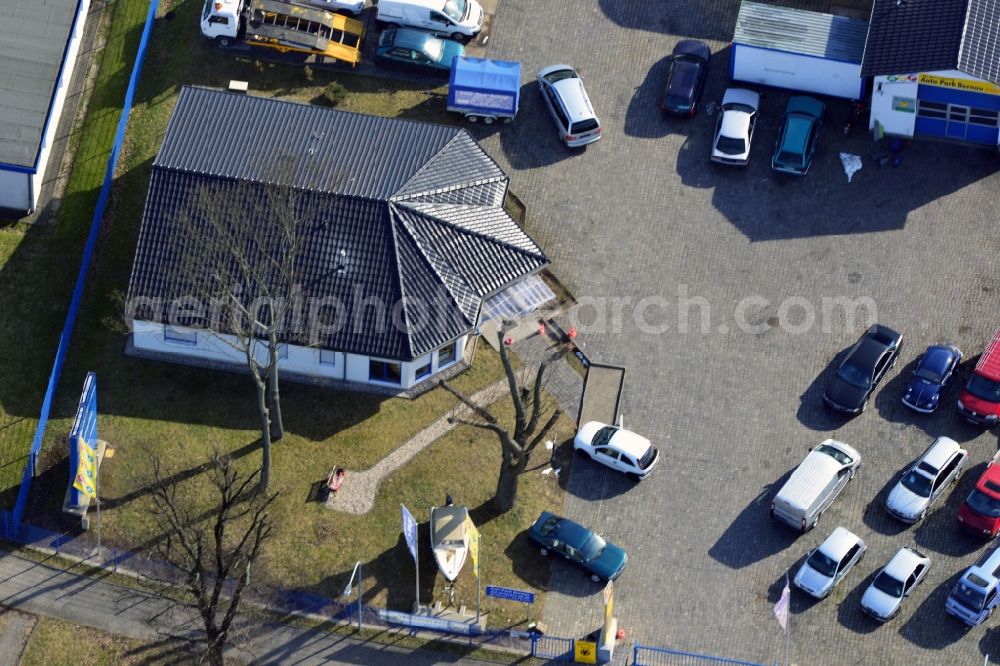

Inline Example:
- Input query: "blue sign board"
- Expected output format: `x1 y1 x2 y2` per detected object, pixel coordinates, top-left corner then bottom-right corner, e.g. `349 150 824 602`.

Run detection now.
485 585 535 604
66 373 98 510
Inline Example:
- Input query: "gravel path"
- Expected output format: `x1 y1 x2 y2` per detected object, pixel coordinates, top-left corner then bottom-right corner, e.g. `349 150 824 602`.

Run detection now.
325 375 523 515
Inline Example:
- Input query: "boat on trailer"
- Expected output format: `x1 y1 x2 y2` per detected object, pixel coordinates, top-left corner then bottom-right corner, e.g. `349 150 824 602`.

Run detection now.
430 498 470 582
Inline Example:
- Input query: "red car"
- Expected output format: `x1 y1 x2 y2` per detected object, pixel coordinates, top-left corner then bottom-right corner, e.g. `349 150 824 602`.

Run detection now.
958 452 1000 538
957 328 1000 426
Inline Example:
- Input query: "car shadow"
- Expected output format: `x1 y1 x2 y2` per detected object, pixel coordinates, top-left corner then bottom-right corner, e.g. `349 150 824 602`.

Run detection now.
499 82 587 170
764 554 826 615
898 569 970 649
861 467 912 538
837 568 882 635
795 349 856 432
875 355 983 443
912 463 985 557
562 455 636 502
709 469 799 570
622 56 673 139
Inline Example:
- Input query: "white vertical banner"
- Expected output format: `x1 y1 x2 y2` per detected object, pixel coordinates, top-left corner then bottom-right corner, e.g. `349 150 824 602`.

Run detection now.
774 576 790 631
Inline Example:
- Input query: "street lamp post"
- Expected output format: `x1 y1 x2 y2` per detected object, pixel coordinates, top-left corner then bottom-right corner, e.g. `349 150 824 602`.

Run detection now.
343 561 362 632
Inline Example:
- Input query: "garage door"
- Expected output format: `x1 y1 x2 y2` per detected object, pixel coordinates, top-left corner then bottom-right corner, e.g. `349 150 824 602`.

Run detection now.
914 85 1000 146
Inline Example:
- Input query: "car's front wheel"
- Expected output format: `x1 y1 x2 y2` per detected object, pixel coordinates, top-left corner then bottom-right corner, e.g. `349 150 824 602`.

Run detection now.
590 573 602 583
539 547 549 557
626 472 641 483
576 448 590 459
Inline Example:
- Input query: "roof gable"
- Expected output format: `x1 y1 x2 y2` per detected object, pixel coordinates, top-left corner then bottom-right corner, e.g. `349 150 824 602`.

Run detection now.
128 87 548 361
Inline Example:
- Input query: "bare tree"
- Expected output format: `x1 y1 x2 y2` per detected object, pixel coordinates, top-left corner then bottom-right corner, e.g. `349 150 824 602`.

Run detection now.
171 170 316 491
149 453 278 666
442 326 562 512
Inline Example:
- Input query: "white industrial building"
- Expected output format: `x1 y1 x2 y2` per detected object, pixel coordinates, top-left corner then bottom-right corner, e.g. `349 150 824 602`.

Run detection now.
0 0 92 214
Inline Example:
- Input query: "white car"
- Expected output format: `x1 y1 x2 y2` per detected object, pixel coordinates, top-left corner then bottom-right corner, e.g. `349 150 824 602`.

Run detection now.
537 65 603 148
886 436 968 523
573 421 658 481
860 547 930 622
711 88 759 166
793 526 866 599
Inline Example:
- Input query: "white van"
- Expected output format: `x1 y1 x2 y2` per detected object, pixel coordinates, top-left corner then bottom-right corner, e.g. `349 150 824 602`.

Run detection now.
376 0 484 40
771 439 861 532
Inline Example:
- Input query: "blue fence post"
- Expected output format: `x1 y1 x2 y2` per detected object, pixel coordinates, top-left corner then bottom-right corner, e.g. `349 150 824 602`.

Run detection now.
9 0 162 538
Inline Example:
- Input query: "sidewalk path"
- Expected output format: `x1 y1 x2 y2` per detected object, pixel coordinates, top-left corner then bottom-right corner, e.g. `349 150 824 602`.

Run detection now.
325 375 525 515
0 550 499 665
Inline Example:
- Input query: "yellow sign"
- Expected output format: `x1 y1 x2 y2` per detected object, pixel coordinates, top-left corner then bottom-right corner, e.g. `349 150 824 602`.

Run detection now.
574 639 597 664
603 581 614 625
73 437 96 499
466 516 479 578
918 73 1000 96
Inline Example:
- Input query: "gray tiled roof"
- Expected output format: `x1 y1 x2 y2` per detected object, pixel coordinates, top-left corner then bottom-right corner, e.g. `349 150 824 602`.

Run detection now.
128 86 548 361
0 0 83 168
862 0 1000 85
960 0 1000 84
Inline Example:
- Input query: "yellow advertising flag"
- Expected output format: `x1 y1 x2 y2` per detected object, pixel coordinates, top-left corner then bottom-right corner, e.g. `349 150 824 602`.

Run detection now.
466 515 480 578
73 437 97 499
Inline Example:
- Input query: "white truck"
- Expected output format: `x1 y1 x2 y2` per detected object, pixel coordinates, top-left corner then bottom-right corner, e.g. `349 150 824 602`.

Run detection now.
200 0 365 67
376 0 484 41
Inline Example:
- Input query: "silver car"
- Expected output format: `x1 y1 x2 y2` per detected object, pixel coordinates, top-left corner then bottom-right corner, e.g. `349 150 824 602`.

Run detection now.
537 65 602 147
711 88 759 166
860 547 930 622
886 436 968 523
793 526 866 599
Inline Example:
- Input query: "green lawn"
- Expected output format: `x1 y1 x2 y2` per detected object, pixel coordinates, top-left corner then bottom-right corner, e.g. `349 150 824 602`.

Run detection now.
18 0 570 629
20 616 201 666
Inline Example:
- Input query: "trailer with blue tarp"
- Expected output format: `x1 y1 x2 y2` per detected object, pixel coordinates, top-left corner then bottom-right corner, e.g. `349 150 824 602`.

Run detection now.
447 56 521 124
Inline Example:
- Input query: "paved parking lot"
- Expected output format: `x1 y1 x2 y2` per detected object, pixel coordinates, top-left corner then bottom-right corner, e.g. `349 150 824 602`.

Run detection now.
472 1 1000 663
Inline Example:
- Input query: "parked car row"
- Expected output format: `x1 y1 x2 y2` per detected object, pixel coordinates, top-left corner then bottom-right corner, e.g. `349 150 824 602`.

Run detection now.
821 325 1000 424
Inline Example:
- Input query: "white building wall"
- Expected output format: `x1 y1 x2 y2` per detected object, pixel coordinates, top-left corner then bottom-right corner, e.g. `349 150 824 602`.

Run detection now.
869 75 919 137
133 321 466 391
731 44 864 99
0 170 30 212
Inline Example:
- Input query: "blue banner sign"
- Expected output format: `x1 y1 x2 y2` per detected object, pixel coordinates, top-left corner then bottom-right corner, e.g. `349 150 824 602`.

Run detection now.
486 585 535 604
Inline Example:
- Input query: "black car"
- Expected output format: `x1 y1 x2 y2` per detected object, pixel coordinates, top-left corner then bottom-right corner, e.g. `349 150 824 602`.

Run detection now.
823 324 904 414
660 40 711 117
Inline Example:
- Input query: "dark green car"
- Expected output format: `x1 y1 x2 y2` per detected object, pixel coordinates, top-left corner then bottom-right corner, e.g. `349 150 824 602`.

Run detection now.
375 28 464 74
527 511 627 583
771 96 825 175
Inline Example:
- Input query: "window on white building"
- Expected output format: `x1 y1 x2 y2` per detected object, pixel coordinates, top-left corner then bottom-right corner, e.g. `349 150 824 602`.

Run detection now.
437 341 458 368
163 326 197 345
414 358 432 380
276 343 288 360
369 359 402 385
319 349 337 366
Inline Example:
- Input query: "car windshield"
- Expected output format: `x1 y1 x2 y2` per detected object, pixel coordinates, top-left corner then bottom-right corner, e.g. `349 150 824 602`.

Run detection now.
816 444 853 466
777 150 802 166
443 0 467 21
966 489 1000 518
952 582 987 611
580 533 607 562
916 366 944 383
537 516 560 537
967 375 1000 402
638 446 657 469
872 571 904 598
571 119 599 135
544 68 578 84
901 471 933 498
723 102 755 114
836 361 872 388
806 550 838 578
592 426 616 447
715 135 746 155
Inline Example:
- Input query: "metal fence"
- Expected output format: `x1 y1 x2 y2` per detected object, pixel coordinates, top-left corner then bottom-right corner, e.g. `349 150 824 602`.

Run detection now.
634 644 775 666
532 635 575 661
5 0 161 538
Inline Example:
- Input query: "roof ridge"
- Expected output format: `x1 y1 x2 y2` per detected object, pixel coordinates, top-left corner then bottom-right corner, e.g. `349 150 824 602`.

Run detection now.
392 132 506 200
390 205 477 333
385 205 417 360
394 200 545 262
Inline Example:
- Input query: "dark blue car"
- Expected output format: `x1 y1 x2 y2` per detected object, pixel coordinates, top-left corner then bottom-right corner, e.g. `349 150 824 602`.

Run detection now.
902 344 964 413
527 511 627 582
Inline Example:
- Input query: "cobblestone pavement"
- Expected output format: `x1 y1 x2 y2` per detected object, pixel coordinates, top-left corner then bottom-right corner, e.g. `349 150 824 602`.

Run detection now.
471 1 1000 664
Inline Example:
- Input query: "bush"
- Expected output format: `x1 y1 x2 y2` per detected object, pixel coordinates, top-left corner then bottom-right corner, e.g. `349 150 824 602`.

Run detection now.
322 82 348 107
